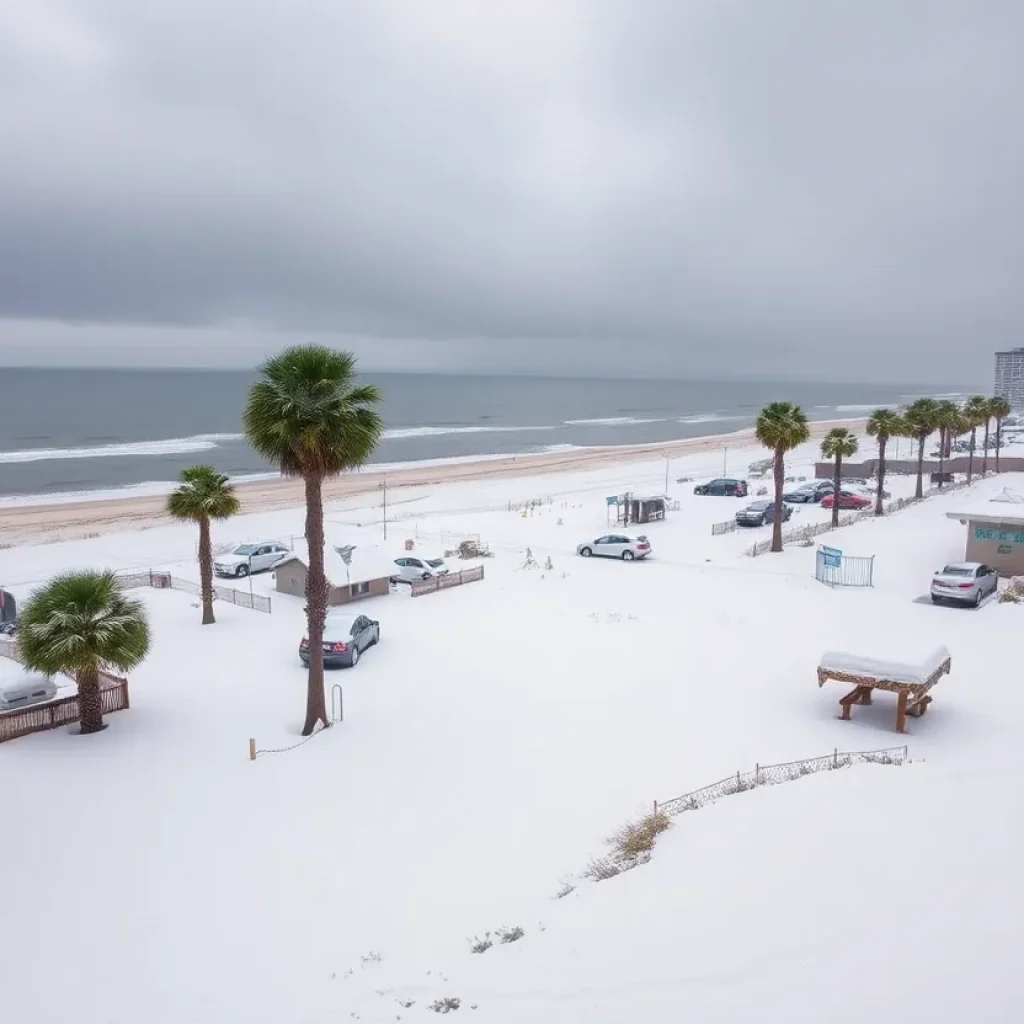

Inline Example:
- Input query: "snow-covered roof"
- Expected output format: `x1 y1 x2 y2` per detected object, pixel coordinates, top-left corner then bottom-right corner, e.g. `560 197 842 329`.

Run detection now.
819 647 951 686
275 540 394 585
945 488 1024 525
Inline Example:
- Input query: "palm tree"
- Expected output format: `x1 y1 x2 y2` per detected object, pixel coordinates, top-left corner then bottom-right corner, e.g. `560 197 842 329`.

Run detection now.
755 402 810 553
902 398 939 498
990 396 1012 473
932 401 961 489
244 346 383 735
17 571 150 734
166 466 240 625
963 395 989 483
865 409 905 514
820 428 859 527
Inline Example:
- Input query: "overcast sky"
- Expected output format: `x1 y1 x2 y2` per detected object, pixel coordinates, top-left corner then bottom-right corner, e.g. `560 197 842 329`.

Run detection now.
0 1 1019 382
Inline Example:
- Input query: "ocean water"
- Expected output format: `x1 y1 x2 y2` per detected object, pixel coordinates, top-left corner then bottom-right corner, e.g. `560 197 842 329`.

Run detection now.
0 368 963 500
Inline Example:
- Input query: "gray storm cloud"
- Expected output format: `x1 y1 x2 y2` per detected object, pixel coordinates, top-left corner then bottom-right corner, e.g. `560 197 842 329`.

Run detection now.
0 0 1020 381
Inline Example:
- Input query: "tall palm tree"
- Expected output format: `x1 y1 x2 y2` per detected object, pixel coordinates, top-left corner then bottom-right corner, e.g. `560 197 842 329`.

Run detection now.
902 398 939 498
755 402 810 553
963 395 989 483
931 401 961 489
820 428 859 526
166 466 240 625
244 346 383 735
17 571 150 735
865 409 905 514
990 396 1012 473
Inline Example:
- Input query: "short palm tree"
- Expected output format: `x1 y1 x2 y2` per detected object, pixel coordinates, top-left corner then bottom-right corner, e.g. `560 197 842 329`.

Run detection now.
990 396 1012 472
820 428 859 527
17 571 150 734
932 401 960 489
902 398 939 498
963 395 989 483
755 401 810 552
244 346 383 735
166 466 240 625
865 408 905 514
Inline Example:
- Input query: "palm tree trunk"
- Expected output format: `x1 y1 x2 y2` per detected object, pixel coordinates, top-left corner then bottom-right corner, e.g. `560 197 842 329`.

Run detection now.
967 428 976 483
937 436 945 490
875 437 887 515
915 437 925 499
301 473 331 736
832 454 841 527
198 516 216 625
771 447 785 553
77 665 105 734
996 420 1003 472
982 421 990 476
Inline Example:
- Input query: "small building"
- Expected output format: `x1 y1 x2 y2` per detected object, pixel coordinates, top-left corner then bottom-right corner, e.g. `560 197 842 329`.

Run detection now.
273 540 394 605
946 488 1024 576
610 494 667 525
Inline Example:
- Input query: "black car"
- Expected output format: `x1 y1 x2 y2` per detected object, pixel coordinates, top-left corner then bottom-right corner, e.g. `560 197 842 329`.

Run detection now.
782 480 834 503
299 611 380 668
694 478 749 497
735 500 793 527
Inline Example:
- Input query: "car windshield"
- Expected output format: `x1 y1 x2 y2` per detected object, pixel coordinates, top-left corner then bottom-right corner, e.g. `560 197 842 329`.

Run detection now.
941 566 973 576
233 544 259 556
749 502 770 510
426 558 445 568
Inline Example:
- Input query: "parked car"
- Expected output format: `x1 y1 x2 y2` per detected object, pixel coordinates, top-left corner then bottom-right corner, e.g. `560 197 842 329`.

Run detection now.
735 500 793 527
298 611 380 668
0 618 16 636
693 478 749 497
392 554 449 583
214 541 292 578
819 490 872 510
782 480 834 503
0 672 57 711
930 562 999 607
576 534 651 561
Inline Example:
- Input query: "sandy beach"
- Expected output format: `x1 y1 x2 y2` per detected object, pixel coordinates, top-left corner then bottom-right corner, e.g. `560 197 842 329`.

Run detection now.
0 418 865 544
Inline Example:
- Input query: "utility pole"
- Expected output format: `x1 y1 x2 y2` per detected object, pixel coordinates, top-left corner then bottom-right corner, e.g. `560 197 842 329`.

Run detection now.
723 446 728 475
664 457 669 495
381 478 387 541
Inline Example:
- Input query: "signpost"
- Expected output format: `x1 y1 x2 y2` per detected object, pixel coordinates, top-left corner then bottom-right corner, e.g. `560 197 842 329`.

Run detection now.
820 545 843 568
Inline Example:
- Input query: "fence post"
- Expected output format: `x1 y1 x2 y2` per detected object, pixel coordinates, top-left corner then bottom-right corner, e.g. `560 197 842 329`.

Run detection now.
754 763 760 785
248 738 256 761
653 800 658 816
736 770 741 790
833 748 838 769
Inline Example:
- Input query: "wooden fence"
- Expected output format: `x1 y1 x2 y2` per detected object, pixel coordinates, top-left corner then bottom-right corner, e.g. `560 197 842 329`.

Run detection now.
116 570 272 613
410 565 486 597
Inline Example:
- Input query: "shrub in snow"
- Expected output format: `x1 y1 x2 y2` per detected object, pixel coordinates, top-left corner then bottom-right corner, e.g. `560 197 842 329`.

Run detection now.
607 809 672 860
544 556 554 571
496 925 524 944
554 880 577 899
998 577 1024 603
468 933 493 954
429 996 461 1013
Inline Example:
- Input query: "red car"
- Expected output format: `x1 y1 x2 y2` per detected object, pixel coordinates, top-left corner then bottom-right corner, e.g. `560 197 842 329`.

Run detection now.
820 490 871 510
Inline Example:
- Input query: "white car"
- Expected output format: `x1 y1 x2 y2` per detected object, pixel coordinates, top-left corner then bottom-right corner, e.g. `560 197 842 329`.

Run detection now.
392 554 449 583
930 562 999 607
214 541 292 578
576 533 651 561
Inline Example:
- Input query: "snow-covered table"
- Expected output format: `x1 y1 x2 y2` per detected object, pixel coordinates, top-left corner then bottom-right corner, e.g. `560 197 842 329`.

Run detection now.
816 647 952 733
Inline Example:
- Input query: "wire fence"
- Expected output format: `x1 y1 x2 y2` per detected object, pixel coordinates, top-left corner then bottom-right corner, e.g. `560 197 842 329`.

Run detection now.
654 745 909 818
116 571 272 613
747 476 978 557
815 549 875 587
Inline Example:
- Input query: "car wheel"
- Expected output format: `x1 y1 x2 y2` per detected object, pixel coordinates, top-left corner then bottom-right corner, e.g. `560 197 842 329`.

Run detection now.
349 645 360 667
974 589 983 608
373 628 380 646
930 596 941 605
580 547 592 557
236 564 249 577
622 550 635 561
761 513 769 526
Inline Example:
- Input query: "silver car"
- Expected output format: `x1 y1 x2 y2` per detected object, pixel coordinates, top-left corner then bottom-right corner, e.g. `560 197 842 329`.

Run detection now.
930 562 999 607
576 533 651 561
214 541 292 578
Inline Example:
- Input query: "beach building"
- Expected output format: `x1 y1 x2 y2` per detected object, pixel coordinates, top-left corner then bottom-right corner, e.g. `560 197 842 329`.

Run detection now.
273 541 393 605
995 347 1024 410
946 488 1024 576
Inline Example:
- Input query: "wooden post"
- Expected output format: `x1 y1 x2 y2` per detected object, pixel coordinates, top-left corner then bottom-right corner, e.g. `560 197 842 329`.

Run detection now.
896 692 908 734
248 737 256 761
833 748 838 769
653 800 658 816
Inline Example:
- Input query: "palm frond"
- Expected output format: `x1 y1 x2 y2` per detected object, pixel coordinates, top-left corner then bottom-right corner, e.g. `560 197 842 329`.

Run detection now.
755 401 810 451
820 427 859 459
166 465 241 522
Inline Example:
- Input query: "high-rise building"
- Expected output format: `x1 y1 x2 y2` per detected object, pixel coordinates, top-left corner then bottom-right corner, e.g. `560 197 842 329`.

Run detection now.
994 347 1024 410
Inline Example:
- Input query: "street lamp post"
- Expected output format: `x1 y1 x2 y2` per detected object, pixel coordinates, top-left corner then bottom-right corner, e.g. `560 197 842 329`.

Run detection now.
381 478 387 541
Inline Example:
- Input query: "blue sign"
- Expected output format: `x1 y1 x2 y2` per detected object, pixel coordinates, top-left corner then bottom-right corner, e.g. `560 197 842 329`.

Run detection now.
606 495 619 505
820 545 842 568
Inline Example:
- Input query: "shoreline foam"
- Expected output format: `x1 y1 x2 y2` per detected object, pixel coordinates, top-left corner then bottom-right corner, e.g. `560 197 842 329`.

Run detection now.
0 418 866 544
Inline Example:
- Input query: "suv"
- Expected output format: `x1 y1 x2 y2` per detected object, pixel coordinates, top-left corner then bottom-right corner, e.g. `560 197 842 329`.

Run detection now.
693 478 748 497
392 554 449 582
214 541 292 578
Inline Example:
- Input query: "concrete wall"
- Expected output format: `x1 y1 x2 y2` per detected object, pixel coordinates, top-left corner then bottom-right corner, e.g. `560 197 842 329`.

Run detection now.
274 561 390 605
814 458 1024 479
963 519 1024 577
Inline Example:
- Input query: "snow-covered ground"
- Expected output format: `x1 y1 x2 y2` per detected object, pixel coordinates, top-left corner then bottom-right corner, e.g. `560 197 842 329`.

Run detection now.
1 436 1022 1023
